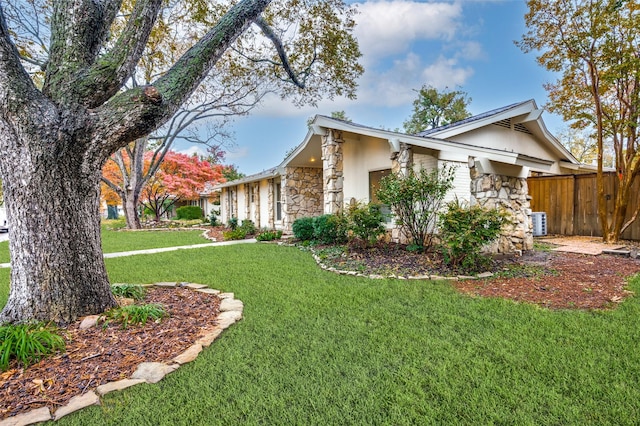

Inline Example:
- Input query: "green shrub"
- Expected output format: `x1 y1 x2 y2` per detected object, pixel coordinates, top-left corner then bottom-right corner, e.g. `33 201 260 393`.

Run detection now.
313 214 348 244
223 228 247 241
209 211 219 227
228 217 238 230
256 228 283 241
377 165 455 250
438 200 508 273
240 220 257 235
176 206 203 220
292 217 315 241
104 304 167 329
111 283 146 301
0 323 65 371
346 202 385 246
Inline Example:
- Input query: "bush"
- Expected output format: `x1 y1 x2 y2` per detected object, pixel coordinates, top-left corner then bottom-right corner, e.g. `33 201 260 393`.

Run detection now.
292 217 315 241
313 214 348 244
228 217 238 230
346 202 385 246
0 323 65 371
240 219 257 235
223 228 247 241
438 200 508 273
175 205 203 220
377 165 455 250
209 211 219 227
256 228 283 241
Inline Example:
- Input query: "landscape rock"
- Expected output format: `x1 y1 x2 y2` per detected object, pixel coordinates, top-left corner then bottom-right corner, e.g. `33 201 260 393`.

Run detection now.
79 315 100 330
183 283 208 289
131 362 180 384
219 298 243 312
173 344 203 365
218 292 234 299
54 392 100 420
216 310 243 329
95 379 146 396
195 288 221 295
196 328 223 347
0 407 51 426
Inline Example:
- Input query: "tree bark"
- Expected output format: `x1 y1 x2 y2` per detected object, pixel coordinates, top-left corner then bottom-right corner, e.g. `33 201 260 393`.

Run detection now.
0 133 117 324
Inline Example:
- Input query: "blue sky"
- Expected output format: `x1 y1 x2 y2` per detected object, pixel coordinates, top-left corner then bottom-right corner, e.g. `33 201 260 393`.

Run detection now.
187 0 563 176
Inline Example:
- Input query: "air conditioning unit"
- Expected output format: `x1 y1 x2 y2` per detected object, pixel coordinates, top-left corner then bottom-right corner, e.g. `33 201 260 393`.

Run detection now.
531 212 547 237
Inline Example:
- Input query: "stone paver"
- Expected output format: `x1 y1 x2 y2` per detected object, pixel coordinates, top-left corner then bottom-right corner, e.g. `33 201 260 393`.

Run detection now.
53 392 100 420
0 407 51 426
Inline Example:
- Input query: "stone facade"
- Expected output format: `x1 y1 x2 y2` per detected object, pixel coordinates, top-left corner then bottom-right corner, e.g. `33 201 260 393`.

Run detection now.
267 179 275 228
282 167 323 230
322 130 344 214
470 170 533 253
391 143 413 177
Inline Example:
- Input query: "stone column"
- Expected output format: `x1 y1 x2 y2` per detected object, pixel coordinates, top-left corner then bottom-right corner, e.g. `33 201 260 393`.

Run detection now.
470 168 533 254
267 179 274 228
391 143 413 176
244 183 250 220
322 130 344 214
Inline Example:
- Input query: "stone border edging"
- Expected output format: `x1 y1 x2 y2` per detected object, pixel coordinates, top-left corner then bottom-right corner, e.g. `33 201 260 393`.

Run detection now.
0 283 243 426
281 242 494 281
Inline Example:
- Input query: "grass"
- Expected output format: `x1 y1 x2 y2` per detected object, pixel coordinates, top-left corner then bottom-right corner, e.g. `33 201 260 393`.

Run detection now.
104 304 167 329
0 225 210 264
1 244 640 424
0 322 65 371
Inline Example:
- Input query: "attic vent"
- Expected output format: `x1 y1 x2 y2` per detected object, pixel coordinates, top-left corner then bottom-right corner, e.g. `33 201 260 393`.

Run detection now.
514 123 533 135
494 119 511 129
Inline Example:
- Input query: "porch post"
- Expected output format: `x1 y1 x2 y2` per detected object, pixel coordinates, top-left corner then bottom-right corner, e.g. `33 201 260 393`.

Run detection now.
322 129 344 214
267 179 275 228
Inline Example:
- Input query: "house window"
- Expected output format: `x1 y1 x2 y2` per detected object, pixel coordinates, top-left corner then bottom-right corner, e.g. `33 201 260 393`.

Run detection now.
369 169 392 222
228 189 235 217
275 183 282 221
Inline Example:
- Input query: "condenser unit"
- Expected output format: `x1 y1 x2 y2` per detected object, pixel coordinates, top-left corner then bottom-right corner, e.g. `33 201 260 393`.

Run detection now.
531 212 547 237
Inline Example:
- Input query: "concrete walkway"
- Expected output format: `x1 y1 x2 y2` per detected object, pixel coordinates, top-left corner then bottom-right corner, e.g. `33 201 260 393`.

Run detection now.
538 236 625 255
0 238 257 268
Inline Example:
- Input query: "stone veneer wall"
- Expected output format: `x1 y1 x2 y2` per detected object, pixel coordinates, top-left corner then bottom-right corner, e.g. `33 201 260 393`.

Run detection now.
470 170 533 253
282 167 323 230
267 179 275 228
322 130 344 214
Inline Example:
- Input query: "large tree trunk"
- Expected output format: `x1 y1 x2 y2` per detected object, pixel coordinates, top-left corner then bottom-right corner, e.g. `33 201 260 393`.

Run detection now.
0 140 117 324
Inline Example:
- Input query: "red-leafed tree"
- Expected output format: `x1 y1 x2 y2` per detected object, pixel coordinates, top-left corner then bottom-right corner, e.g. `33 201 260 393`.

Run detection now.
141 151 224 221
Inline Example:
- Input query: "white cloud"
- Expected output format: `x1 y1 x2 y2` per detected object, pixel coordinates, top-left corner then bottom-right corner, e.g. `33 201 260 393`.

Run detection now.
353 0 462 62
177 145 208 157
225 146 251 160
420 56 474 90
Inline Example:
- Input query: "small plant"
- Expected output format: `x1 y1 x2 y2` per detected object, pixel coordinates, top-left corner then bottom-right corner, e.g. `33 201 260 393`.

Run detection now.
0 322 65 371
105 304 167 329
292 217 315 241
223 228 247 241
240 219 257 235
111 283 146 301
209 211 219 227
346 202 385 246
313 213 348 244
228 217 238 230
438 200 508 273
175 206 204 220
256 228 283 241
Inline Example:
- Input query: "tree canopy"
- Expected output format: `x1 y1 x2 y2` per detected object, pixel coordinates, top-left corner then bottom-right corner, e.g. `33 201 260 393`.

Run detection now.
518 0 640 242
403 85 472 134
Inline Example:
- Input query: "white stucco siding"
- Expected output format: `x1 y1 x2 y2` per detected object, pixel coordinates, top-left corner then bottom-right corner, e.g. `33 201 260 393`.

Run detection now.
342 136 392 204
236 189 247 222
258 179 270 228
440 160 472 205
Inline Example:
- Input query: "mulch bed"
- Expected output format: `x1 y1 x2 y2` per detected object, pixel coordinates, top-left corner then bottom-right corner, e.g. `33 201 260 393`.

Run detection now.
0 287 220 420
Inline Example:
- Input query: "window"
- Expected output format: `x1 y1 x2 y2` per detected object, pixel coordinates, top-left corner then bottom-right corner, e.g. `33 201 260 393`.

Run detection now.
369 169 392 222
275 183 282 221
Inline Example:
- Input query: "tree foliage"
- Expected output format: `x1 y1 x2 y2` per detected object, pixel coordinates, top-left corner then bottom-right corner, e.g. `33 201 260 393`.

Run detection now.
518 0 640 242
377 165 456 250
403 85 472 134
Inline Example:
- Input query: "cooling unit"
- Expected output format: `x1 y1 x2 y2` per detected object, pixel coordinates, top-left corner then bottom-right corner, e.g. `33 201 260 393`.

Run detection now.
531 212 547 237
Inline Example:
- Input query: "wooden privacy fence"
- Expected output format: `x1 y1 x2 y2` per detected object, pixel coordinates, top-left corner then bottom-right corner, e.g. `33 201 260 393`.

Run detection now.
528 172 640 240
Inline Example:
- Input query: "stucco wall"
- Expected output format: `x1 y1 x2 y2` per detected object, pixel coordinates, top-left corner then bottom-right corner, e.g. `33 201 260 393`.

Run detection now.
343 135 392 204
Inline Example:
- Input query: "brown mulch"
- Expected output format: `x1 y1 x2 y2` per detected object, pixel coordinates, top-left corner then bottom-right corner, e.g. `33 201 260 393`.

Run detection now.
0 287 221 420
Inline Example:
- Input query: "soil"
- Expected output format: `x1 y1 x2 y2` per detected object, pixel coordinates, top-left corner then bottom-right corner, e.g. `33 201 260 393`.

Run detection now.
3 241 640 421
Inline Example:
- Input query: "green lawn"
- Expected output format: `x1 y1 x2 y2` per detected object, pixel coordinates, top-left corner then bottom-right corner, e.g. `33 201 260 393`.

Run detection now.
0 226 209 263
1 244 640 424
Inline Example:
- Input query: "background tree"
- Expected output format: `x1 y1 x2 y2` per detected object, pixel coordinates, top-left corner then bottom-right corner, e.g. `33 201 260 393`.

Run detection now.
403 85 472 134
221 164 245 182
0 0 362 324
518 0 640 242
557 127 615 167
140 151 224 221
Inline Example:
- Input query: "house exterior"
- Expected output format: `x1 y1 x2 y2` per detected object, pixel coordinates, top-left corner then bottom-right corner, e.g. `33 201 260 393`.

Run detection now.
211 100 594 253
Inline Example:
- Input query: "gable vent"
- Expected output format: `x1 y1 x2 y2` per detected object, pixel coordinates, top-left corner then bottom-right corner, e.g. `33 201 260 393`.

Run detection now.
514 123 533 135
494 119 511 129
